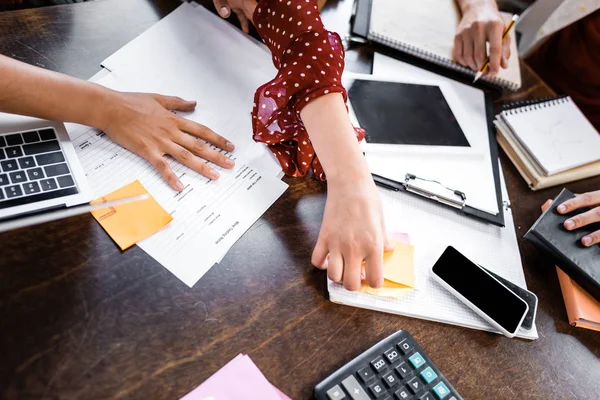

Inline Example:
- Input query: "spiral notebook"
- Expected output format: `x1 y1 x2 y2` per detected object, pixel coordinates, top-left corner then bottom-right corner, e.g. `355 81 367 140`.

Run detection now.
494 96 600 189
351 0 522 91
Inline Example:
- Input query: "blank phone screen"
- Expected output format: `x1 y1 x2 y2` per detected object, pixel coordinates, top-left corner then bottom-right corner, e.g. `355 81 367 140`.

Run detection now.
432 246 527 333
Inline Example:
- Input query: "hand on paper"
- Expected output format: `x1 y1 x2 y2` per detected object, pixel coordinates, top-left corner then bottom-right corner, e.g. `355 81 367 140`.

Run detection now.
552 190 600 246
101 92 235 191
453 0 510 74
213 0 257 33
312 176 391 291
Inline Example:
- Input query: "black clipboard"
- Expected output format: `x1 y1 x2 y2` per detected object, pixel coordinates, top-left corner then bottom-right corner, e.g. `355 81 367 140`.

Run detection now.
349 1 505 227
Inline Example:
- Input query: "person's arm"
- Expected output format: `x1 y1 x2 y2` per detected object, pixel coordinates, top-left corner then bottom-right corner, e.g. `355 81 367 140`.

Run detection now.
301 93 386 290
0 54 235 191
454 0 510 75
554 191 600 247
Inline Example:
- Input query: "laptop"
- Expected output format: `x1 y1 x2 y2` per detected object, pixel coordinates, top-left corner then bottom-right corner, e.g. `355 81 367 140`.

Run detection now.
0 112 93 231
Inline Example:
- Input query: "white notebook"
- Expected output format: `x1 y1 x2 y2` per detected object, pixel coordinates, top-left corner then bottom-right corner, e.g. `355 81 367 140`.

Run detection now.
367 0 522 91
498 97 600 175
328 167 538 340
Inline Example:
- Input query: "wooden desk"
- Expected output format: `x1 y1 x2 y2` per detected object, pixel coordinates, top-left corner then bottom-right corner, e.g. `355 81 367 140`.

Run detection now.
0 1 598 399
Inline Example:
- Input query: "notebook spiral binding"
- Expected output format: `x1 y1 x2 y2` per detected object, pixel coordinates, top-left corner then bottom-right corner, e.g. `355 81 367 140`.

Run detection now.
368 32 520 91
502 96 570 115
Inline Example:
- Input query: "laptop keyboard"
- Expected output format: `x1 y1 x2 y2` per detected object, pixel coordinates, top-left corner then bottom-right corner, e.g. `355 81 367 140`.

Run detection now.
0 128 78 210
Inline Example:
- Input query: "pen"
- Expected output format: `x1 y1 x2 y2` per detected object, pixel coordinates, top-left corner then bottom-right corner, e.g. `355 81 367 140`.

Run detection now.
473 14 519 83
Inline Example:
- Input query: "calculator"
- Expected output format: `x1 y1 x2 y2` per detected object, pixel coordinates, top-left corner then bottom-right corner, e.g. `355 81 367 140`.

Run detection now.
314 330 462 400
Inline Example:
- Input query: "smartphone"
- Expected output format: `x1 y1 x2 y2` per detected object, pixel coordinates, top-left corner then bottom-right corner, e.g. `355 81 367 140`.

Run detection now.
431 246 529 338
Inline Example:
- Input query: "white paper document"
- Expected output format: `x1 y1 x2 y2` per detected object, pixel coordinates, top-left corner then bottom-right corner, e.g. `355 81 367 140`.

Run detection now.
365 54 499 215
329 165 537 340
68 2 289 286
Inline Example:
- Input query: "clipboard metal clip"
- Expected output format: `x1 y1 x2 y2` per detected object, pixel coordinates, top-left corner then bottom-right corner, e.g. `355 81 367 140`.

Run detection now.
404 173 467 210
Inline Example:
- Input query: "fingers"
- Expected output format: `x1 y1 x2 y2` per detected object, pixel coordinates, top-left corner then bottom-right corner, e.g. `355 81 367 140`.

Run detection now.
175 132 235 170
327 251 344 283
153 94 196 112
581 230 600 247
487 21 504 74
151 154 183 191
462 33 477 71
213 0 230 18
501 33 511 69
452 35 465 67
165 142 221 181
311 237 329 269
178 118 235 152
342 254 362 291
472 24 486 71
557 191 600 214
563 207 600 232
235 10 250 33
364 252 384 289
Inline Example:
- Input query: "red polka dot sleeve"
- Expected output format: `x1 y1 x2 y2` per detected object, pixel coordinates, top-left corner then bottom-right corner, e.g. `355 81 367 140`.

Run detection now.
252 0 365 181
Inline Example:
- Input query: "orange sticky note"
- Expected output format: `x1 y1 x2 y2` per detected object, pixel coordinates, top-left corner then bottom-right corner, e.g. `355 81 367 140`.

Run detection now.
91 180 172 250
359 239 415 298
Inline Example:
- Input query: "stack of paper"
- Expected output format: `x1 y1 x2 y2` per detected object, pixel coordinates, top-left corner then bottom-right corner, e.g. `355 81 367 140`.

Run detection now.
68 2 288 286
494 97 600 190
329 54 538 340
180 354 290 400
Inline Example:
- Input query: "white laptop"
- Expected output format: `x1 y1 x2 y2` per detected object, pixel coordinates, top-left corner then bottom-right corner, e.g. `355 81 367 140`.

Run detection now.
0 113 93 231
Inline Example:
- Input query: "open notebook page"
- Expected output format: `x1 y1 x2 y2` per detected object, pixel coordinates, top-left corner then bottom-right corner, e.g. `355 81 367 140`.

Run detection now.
328 166 538 340
369 0 521 89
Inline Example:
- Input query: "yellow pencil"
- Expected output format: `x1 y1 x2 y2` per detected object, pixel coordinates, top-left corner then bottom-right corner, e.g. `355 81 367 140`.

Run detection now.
473 14 519 83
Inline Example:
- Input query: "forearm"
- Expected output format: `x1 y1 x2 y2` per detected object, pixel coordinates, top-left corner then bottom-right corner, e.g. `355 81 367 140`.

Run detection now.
0 54 113 129
457 0 498 13
300 93 370 182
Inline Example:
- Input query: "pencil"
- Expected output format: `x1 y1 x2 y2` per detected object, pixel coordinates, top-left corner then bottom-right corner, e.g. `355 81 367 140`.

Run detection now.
473 14 519 83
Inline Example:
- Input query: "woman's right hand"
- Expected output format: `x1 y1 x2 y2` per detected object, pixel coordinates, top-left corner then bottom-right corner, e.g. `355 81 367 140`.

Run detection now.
100 91 236 191
212 0 257 33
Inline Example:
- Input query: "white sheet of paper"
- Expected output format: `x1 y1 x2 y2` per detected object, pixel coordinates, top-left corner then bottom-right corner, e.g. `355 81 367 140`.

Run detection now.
329 166 537 340
500 98 600 175
367 54 499 214
67 3 289 286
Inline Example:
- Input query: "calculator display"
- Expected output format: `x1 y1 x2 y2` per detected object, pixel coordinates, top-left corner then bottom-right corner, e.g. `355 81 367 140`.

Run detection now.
432 246 528 333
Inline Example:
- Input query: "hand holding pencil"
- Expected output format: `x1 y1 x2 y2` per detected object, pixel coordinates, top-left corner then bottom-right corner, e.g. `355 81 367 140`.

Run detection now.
473 15 519 83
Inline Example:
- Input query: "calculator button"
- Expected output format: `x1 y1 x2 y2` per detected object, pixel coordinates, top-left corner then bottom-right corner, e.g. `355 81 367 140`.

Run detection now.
368 381 386 398
44 163 70 177
395 362 411 379
384 347 401 364
357 366 375 383
394 387 413 399
36 151 65 166
23 140 60 155
341 375 371 400
370 356 388 373
419 367 438 384
0 188 3 199
0 136 6 147
40 178 58 191
0 174 9 186
326 384 346 400
407 377 423 394
432 382 450 399
408 353 426 369
382 371 399 388
0 148 5 160
57 175 75 188
419 393 435 400
397 339 413 355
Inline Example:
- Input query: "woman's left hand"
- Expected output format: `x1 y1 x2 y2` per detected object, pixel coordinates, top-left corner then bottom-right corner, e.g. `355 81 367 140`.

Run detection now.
212 0 257 33
551 190 600 246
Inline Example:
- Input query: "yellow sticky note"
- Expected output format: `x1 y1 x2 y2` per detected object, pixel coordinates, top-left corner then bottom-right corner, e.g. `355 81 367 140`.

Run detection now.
91 180 172 251
359 240 415 298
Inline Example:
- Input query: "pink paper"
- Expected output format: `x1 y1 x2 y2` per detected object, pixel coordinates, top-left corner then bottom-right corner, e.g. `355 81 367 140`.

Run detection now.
180 354 290 400
389 232 411 245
